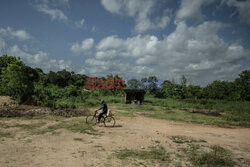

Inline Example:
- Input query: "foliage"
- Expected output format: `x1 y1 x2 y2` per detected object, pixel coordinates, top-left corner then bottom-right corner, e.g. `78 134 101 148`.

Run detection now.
0 61 38 102
234 70 250 100
46 70 87 87
1 55 250 112
154 71 250 101
116 146 170 161
0 55 23 75
187 144 235 167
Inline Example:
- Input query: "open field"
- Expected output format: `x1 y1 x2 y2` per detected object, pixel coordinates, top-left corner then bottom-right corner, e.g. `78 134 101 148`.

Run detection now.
0 104 250 167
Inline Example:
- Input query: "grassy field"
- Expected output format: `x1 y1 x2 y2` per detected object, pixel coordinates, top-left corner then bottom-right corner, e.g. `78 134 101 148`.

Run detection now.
95 95 250 127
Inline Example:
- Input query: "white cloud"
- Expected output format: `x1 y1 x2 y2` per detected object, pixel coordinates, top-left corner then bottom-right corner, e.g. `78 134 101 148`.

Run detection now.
36 4 68 21
101 0 170 33
75 18 85 28
12 30 31 41
0 27 31 41
78 68 86 74
0 26 81 74
34 0 68 21
7 45 73 72
223 0 250 25
84 58 154 78
176 0 215 22
96 35 124 51
100 0 122 14
96 35 159 59
8 45 48 66
71 38 94 55
81 21 249 85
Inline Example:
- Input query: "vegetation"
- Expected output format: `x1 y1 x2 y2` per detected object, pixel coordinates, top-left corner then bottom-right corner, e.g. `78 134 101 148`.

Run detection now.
170 135 206 144
185 144 235 167
1 55 250 103
0 130 14 139
0 55 249 127
0 116 97 136
116 146 170 162
115 100 250 127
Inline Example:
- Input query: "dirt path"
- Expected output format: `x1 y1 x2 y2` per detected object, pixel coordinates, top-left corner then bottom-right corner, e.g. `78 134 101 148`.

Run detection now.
0 115 250 167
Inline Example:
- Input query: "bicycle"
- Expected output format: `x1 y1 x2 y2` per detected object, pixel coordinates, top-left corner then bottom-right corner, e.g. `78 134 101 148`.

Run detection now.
86 109 116 127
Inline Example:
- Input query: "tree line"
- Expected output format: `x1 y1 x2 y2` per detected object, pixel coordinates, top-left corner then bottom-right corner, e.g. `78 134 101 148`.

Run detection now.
0 55 249 108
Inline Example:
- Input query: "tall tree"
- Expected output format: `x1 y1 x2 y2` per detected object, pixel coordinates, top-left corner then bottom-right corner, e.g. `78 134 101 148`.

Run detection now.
0 62 38 102
235 70 250 101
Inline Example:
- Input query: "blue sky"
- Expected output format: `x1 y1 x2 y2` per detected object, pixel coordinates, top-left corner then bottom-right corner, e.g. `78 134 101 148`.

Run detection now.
0 0 249 85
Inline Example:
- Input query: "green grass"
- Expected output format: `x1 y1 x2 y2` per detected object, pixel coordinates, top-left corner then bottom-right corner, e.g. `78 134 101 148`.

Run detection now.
0 117 97 136
2 93 249 128
145 96 250 113
35 118 97 135
0 115 66 121
11 122 46 131
64 119 98 135
186 144 235 167
116 146 170 162
74 138 84 141
115 98 250 127
25 139 32 143
0 131 14 138
0 121 47 135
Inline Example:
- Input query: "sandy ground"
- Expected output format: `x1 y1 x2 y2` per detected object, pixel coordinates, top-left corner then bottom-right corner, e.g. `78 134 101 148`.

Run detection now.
0 112 250 167
0 96 250 166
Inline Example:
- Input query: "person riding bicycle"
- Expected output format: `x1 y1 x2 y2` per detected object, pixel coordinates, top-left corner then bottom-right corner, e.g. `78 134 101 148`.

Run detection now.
95 100 108 123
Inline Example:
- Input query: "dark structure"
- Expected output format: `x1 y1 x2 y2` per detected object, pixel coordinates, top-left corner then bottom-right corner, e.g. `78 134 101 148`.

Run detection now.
123 89 145 104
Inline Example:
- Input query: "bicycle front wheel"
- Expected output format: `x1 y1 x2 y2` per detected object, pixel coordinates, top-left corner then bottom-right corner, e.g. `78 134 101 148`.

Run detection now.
86 115 96 125
104 116 116 127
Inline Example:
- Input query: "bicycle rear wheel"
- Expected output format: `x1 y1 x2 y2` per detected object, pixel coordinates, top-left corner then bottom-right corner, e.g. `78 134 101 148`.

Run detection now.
104 116 115 127
86 115 96 125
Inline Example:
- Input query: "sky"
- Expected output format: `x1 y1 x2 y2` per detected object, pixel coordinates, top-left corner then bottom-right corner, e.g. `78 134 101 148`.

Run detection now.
0 0 249 86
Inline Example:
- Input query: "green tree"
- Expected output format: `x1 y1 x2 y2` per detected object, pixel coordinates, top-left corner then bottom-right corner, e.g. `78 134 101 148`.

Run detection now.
203 80 236 100
0 55 23 78
139 78 148 89
161 80 176 98
0 62 38 102
127 78 139 89
178 75 188 99
235 70 250 101
148 76 158 90
186 85 202 99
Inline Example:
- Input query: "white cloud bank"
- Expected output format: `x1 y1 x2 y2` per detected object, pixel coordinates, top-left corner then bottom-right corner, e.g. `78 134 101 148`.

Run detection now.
77 21 248 85
101 0 170 33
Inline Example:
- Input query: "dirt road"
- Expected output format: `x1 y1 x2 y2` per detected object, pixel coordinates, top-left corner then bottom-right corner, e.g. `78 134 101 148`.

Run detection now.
0 114 250 167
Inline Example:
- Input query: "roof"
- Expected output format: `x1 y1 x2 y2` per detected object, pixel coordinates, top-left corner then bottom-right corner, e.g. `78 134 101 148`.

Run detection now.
123 89 146 93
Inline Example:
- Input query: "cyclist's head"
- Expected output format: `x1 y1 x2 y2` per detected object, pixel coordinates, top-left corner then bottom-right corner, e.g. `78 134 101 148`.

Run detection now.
101 100 105 104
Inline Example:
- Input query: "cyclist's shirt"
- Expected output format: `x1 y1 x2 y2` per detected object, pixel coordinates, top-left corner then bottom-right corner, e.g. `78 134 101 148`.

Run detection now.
99 103 108 113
